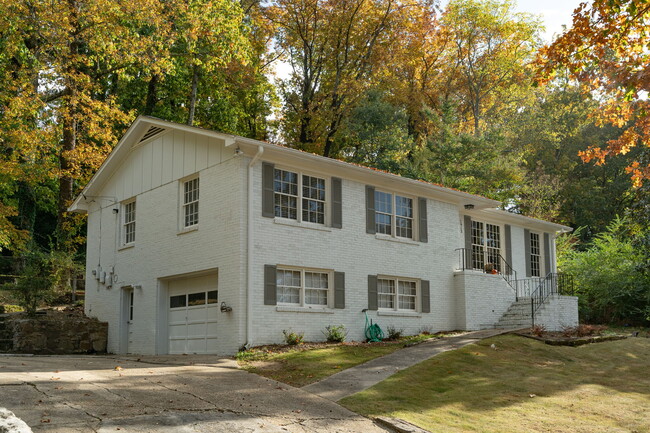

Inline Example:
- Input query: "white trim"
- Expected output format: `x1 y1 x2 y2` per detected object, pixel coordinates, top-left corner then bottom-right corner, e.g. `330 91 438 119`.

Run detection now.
273 218 333 232
275 306 335 314
376 275 420 313
179 175 200 231
272 165 329 226
121 198 136 247
373 189 418 241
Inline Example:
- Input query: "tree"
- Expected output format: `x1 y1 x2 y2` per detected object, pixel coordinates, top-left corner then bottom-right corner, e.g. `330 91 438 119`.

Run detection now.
538 0 650 186
267 0 421 156
442 0 542 135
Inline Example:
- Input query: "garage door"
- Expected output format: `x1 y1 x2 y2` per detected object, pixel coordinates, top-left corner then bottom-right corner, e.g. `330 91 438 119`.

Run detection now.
168 275 219 354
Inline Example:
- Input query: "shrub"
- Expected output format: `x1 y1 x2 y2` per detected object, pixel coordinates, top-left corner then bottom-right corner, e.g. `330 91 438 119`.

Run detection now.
4 248 53 316
418 325 433 335
0 304 23 313
323 325 347 343
531 324 546 337
282 329 304 346
386 325 403 340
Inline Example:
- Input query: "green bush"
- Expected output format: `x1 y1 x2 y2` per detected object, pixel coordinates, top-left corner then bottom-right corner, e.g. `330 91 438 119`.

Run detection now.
323 325 347 343
386 325 403 340
282 329 304 345
558 217 650 325
0 304 24 313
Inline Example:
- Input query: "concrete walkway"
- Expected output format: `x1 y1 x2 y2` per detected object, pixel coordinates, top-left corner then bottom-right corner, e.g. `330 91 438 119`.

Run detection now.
302 328 514 401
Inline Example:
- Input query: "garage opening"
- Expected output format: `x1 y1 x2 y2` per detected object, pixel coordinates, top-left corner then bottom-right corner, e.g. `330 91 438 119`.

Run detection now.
167 274 219 354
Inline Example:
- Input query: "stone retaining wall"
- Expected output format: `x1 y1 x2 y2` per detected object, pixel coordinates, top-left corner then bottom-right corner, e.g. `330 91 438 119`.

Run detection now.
0 310 108 354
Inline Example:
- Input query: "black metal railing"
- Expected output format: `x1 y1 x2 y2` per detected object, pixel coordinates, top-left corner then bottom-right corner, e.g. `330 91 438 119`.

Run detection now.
530 272 575 326
455 248 518 294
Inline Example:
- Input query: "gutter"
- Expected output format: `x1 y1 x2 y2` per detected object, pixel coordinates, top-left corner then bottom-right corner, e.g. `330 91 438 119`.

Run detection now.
245 144 264 349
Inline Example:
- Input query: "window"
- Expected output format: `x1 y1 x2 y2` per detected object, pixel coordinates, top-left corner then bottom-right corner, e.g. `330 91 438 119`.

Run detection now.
375 191 413 238
377 277 418 311
273 169 326 224
530 232 541 277
183 177 199 228
276 267 330 307
169 290 218 309
122 200 136 245
471 221 501 271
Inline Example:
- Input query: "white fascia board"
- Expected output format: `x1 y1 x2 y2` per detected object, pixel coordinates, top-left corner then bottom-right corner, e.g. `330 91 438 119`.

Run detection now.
478 208 573 234
233 139 500 209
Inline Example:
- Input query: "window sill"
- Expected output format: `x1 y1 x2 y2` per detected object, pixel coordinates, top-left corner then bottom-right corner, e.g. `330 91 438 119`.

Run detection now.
374 234 419 245
118 243 135 251
177 225 199 235
276 305 335 314
273 218 332 232
377 310 422 318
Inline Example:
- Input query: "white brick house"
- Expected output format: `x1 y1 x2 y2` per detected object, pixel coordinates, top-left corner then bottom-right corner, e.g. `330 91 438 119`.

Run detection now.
69 116 578 355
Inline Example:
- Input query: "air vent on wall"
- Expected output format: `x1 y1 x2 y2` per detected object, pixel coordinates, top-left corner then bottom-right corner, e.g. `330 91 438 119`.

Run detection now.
139 126 166 143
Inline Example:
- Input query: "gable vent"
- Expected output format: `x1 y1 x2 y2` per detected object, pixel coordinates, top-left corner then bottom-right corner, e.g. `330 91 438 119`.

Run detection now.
139 126 166 143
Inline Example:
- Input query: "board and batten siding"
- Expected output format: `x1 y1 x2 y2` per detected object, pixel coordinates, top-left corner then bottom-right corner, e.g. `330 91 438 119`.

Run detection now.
100 130 229 202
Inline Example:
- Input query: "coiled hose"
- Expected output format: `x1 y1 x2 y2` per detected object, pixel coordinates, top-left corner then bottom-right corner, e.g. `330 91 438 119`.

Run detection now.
364 310 384 342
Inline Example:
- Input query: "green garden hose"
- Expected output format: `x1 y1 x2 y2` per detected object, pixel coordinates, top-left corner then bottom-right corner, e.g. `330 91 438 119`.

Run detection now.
363 309 384 342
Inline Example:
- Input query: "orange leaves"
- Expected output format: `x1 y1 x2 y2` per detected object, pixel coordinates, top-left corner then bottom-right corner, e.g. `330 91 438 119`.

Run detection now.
537 0 650 184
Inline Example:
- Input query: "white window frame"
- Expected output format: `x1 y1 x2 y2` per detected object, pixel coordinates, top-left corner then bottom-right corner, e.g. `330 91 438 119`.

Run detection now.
470 221 502 272
530 232 541 277
375 190 415 240
273 168 328 225
121 199 136 246
178 175 199 232
182 176 199 229
276 266 333 308
377 275 419 312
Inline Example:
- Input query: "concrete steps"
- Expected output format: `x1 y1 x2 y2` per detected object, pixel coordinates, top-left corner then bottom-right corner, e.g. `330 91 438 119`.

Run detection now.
495 298 534 329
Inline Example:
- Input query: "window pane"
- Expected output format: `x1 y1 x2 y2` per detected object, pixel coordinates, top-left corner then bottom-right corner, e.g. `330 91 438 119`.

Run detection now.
398 280 417 311
395 196 412 218
277 269 301 304
207 290 218 304
170 295 186 309
273 169 298 219
302 175 326 224
377 279 395 309
188 292 206 306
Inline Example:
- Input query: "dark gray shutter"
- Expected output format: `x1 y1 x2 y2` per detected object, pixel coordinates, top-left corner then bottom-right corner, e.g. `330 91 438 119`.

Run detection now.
504 224 512 275
543 233 551 276
524 229 531 277
463 215 472 269
418 197 428 243
365 185 376 234
420 280 430 313
334 271 345 309
262 162 275 218
331 177 342 229
368 275 378 310
264 265 277 305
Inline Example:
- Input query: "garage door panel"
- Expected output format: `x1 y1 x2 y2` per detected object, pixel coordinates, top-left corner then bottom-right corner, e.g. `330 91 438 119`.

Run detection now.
167 276 218 355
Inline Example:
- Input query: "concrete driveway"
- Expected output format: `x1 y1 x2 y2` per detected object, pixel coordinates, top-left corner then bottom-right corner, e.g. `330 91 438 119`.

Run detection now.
0 354 388 433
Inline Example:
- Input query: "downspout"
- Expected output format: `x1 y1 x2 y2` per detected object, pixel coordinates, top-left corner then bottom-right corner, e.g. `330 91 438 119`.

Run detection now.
246 144 264 349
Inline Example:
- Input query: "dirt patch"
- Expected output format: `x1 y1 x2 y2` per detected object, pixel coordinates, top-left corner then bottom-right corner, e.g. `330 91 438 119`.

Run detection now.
515 324 632 346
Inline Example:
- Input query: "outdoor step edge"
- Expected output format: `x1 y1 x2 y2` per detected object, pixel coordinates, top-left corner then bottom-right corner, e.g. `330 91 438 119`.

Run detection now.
374 416 432 433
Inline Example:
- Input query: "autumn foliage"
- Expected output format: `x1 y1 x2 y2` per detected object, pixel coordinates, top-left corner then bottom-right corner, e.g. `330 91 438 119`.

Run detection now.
537 0 650 186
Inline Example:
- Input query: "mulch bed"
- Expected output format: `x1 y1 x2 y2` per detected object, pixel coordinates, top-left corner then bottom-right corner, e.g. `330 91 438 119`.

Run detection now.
516 330 628 347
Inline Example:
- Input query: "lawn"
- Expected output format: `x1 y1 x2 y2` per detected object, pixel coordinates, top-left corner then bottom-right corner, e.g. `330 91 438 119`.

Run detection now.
236 333 444 387
340 334 650 433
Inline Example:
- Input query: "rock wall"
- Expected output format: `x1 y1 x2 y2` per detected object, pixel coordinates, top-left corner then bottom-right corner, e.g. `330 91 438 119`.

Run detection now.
0 310 108 354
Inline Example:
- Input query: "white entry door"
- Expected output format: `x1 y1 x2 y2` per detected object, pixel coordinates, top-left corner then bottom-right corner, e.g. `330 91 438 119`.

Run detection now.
168 276 218 354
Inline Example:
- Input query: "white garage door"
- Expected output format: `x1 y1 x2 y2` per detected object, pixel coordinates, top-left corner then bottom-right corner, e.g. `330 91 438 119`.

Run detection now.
168 275 219 354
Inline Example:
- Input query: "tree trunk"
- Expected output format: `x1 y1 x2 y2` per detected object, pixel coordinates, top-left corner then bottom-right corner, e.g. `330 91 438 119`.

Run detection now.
144 74 159 115
187 65 199 126
57 100 76 250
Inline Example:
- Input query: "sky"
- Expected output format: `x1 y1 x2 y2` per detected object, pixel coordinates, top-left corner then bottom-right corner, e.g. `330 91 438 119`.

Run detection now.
514 0 585 42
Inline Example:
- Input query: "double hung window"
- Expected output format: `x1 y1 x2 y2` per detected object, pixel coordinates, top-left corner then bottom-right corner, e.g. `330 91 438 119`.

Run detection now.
375 191 413 238
530 232 541 277
183 177 199 228
122 200 136 245
276 267 330 307
471 221 501 271
274 169 326 224
377 277 417 311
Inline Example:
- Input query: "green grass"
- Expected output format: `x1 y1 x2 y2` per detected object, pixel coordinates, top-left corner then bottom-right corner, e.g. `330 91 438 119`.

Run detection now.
340 334 650 433
237 333 452 387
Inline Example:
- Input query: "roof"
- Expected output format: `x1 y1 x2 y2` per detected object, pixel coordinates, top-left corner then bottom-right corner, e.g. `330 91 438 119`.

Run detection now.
69 116 572 233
